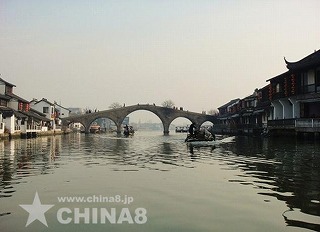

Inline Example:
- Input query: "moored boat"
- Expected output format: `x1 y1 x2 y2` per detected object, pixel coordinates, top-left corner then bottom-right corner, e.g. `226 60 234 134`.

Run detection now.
176 126 189 133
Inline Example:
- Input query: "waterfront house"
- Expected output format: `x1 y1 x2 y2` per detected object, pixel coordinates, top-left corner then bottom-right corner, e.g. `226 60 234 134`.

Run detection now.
30 98 57 130
54 102 71 118
215 86 272 135
267 50 320 135
0 78 31 135
213 99 240 134
254 85 273 128
21 108 51 132
30 98 71 131
0 78 51 136
54 102 71 130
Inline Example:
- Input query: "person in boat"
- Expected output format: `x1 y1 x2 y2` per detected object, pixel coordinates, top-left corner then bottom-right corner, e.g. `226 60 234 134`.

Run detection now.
124 124 129 136
189 123 196 137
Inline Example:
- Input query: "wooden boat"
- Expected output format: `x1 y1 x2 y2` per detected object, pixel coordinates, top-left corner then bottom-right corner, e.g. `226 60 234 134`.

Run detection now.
175 126 189 133
123 125 135 136
185 129 216 145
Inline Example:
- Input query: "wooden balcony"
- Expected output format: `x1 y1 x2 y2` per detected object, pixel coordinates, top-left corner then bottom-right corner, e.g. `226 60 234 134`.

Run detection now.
267 119 295 129
20 125 42 133
212 123 263 135
268 118 320 132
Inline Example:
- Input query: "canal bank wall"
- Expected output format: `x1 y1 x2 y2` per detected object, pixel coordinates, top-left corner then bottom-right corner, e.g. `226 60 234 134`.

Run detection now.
1 130 71 140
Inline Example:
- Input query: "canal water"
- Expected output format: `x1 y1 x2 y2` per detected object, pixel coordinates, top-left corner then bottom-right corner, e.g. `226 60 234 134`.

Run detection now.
0 132 319 232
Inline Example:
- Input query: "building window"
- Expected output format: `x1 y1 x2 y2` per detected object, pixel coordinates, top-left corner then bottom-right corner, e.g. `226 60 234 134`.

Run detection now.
276 83 280 93
0 99 7 106
43 107 49 113
301 71 315 93
5 86 12 94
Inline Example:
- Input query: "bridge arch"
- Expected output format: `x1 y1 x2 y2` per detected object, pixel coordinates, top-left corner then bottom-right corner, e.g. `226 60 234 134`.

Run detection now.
87 116 118 133
117 107 170 135
197 119 215 128
170 116 193 125
63 115 119 134
64 118 90 133
67 121 86 132
169 117 193 133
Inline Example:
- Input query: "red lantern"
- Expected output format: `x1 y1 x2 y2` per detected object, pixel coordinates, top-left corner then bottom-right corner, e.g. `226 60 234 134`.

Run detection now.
268 84 273 101
18 102 23 111
284 78 288 96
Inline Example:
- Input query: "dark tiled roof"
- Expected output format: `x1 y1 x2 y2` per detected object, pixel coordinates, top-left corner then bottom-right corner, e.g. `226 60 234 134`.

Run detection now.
0 94 11 100
6 93 29 103
55 103 71 112
14 110 27 119
242 93 256 101
0 78 16 87
0 105 49 121
258 85 270 91
0 106 14 117
285 50 320 70
34 98 54 106
218 99 240 109
30 108 46 117
20 110 50 122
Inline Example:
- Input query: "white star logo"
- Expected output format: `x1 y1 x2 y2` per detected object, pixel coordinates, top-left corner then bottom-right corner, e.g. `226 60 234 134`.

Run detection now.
19 192 54 227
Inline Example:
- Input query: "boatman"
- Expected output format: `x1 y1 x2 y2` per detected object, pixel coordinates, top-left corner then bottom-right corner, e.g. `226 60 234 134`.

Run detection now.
189 123 196 136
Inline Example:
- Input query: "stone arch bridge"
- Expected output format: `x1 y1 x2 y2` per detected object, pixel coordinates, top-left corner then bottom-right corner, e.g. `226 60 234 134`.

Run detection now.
61 104 218 135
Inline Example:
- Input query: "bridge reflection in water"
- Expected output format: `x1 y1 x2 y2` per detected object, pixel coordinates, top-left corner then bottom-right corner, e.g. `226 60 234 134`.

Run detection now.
62 104 218 135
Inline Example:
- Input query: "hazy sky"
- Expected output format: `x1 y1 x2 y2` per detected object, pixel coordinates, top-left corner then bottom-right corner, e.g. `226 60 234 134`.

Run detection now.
1 0 319 122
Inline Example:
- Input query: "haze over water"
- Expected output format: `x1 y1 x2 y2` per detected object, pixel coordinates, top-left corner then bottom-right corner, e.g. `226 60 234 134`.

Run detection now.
0 132 319 231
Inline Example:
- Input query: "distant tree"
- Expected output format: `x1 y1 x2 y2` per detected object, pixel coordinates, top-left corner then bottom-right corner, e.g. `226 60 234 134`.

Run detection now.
109 102 122 109
208 109 219 115
162 100 175 108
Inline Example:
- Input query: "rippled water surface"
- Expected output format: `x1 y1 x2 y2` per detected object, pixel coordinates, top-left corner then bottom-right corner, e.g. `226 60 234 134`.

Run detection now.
0 132 319 232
